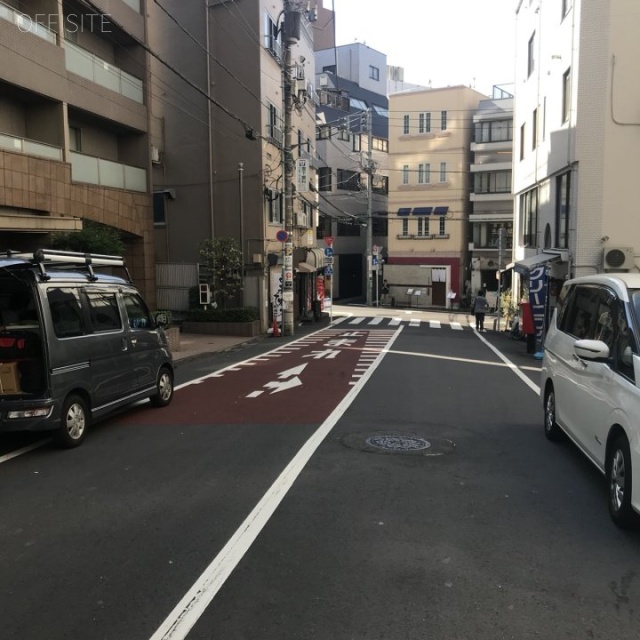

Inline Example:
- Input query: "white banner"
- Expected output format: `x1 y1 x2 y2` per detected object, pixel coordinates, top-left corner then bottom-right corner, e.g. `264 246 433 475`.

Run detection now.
296 158 309 192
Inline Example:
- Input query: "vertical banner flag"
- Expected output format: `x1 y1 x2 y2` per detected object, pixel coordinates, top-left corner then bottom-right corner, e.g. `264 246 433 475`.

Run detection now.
296 158 309 193
529 264 548 347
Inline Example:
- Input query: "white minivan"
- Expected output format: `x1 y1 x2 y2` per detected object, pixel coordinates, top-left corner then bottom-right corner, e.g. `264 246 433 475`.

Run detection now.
541 273 640 528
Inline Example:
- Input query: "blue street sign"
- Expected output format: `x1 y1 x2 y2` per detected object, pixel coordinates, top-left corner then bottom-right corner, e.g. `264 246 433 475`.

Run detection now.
324 247 334 257
324 266 333 276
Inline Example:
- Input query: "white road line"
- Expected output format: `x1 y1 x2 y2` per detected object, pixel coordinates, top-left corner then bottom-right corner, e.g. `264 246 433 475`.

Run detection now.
348 317 366 325
451 322 463 330
409 319 420 327
389 318 401 326
148 325 405 640
331 317 347 325
368 317 383 325
429 320 441 329
0 439 50 464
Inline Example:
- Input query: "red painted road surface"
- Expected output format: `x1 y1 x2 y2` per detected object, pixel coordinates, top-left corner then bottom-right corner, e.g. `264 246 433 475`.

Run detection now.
121 328 399 426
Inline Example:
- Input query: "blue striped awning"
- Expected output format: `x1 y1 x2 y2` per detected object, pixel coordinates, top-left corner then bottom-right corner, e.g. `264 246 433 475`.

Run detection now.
397 208 411 216
434 206 449 215
412 207 433 215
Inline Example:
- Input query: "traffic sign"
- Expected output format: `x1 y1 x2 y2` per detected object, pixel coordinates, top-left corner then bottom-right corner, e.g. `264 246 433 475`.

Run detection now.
324 266 333 275
324 236 334 247
276 230 288 242
324 247 334 257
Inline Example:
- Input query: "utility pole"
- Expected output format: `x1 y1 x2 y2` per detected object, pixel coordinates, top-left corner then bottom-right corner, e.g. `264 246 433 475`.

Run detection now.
281 0 299 336
238 162 244 307
496 226 505 331
364 107 374 306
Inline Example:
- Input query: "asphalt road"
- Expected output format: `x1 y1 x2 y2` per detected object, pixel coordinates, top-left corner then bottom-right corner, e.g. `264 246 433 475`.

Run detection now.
1 318 639 639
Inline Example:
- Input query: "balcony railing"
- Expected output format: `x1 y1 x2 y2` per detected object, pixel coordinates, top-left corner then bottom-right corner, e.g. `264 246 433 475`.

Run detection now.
0 2 56 43
70 152 147 192
65 41 144 103
0 133 63 160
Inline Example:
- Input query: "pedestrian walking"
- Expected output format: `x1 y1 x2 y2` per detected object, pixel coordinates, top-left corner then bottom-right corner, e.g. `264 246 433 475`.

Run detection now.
381 279 390 305
472 290 488 331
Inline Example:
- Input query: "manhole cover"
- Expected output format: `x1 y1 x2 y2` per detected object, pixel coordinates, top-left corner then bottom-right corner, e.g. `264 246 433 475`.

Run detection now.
341 433 455 456
366 435 431 451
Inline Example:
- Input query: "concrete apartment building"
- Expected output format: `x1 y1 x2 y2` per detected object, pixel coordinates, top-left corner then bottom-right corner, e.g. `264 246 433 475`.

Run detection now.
513 0 640 297
0 0 155 303
385 86 487 309
148 0 318 328
469 88 514 309
314 44 389 302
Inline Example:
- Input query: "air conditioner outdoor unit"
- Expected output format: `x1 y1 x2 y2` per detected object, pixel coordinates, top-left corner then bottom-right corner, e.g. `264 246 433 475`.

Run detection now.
319 73 328 87
603 247 635 270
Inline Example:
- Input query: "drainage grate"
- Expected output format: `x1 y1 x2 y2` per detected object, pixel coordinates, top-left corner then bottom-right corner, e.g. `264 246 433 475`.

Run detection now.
366 435 431 451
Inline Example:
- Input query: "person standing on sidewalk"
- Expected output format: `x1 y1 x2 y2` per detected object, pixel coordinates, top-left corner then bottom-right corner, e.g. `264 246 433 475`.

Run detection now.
381 280 390 305
472 290 488 331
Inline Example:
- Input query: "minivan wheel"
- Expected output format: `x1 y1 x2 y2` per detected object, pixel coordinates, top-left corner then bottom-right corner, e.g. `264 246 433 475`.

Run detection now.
544 387 562 441
607 435 636 529
53 394 89 448
150 366 173 407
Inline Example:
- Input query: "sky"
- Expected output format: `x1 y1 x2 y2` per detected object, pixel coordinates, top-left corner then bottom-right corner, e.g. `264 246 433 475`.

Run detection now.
330 0 517 96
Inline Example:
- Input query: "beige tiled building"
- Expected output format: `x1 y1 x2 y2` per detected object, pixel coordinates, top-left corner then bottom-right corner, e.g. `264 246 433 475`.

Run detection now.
385 86 487 308
0 0 155 303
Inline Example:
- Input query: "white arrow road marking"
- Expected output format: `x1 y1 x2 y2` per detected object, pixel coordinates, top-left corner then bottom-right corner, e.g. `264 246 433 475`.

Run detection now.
247 364 308 397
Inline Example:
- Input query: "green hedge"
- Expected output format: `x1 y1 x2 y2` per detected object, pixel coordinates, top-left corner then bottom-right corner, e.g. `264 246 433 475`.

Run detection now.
184 307 260 323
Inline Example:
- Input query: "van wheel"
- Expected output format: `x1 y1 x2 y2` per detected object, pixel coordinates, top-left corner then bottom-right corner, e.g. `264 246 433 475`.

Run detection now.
53 394 89 448
150 366 173 407
544 386 562 441
607 435 636 529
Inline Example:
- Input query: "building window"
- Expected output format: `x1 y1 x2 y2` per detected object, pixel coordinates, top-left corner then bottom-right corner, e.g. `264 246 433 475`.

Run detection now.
417 163 431 184
520 187 538 247
441 111 447 131
353 134 361 152
474 171 512 193
562 67 571 123
153 192 167 227
337 222 360 236
556 172 570 249
402 165 410 185
402 219 409 236
265 14 281 59
372 175 388 195
532 108 537 149
318 167 332 191
520 123 526 160
371 137 388 152
369 65 379 81
267 103 282 146
372 213 388 236
69 126 82 151
417 217 428 237
317 215 332 240
403 115 410 135
474 119 512 142
338 128 350 142
439 216 446 236
265 188 283 224
439 162 447 183
528 33 535 77
419 112 431 133
337 168 360 191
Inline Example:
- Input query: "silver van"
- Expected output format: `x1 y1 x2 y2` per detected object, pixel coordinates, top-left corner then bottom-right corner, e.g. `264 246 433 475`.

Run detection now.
0 249 174 448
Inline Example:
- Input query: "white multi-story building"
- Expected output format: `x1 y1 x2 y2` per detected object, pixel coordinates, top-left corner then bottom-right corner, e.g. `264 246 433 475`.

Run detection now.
513 0 639 290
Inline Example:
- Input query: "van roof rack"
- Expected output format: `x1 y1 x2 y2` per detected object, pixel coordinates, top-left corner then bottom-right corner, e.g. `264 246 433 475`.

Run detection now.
1 249 132 282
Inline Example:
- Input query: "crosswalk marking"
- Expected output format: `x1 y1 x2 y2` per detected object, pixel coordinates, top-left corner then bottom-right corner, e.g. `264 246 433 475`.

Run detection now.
331 316 473 331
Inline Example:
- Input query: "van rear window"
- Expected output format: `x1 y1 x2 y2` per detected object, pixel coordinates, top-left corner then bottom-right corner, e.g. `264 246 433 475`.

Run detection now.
47 288 85 338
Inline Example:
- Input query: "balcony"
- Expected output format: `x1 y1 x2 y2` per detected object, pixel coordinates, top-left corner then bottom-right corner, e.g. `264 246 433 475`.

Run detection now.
0 133 62 161
0 2 57 43
65 41 144 103
70 152 147 192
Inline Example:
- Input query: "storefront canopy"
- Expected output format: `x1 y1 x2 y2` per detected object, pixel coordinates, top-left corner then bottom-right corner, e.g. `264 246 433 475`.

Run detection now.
506 251 567 276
